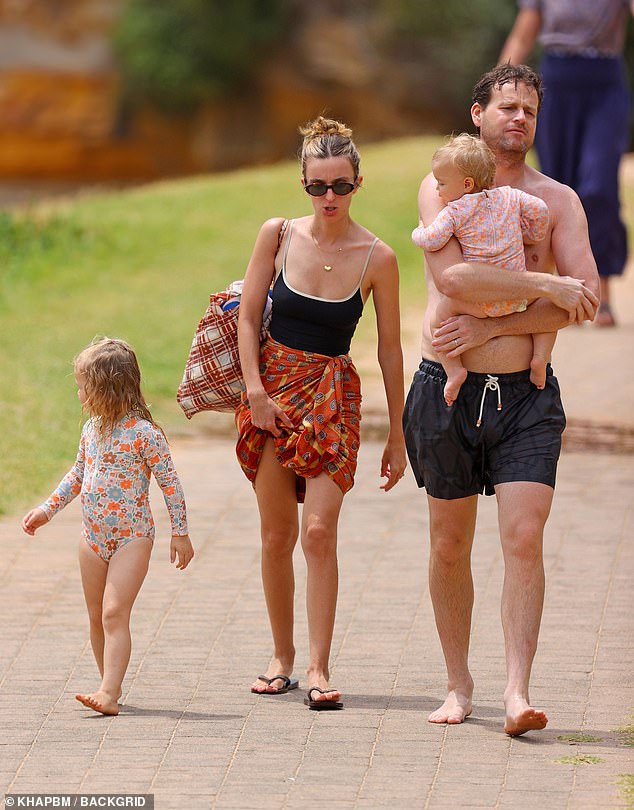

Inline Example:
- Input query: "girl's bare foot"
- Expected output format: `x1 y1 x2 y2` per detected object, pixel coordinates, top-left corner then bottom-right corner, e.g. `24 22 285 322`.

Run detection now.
443 368 468 407
76 690 119 716
428 688 473 724
530 357 547 389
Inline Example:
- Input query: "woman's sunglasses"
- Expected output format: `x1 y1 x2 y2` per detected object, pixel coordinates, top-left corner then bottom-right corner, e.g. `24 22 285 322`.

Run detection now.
304 180 357 197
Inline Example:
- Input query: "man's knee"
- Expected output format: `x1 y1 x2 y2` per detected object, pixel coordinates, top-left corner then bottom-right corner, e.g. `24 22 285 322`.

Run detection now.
501 515 545 562
430 529 473 567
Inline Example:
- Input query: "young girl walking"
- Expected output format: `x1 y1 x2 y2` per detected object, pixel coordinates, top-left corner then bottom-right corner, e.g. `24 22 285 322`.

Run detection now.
22 337 194 716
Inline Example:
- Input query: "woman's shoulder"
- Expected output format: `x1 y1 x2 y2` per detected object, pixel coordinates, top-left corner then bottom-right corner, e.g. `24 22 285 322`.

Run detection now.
261 216 288 235
358 230 397 281
355 224 396 263
258 216 305 250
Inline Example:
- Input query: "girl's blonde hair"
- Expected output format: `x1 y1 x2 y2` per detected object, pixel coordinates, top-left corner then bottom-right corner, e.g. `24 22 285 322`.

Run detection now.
299 115 360 179
433 133 496 192
74 337 159 436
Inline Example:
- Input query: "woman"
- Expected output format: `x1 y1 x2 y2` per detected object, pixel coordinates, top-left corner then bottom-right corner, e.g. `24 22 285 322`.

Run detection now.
237 116 406 710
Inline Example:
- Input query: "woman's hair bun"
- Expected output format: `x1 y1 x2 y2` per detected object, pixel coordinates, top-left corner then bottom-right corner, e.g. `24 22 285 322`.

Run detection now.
299 115 353 142
298 115 360 178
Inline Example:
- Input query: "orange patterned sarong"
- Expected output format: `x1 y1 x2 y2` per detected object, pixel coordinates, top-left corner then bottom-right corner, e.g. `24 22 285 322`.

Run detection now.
235 337 362 501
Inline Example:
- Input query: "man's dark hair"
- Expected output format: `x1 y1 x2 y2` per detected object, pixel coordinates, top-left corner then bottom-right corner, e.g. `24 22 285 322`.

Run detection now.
472 64 544 109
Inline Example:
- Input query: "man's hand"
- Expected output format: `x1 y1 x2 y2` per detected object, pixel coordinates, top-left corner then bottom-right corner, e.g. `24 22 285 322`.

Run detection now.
545 275 599 323
432 315 493 358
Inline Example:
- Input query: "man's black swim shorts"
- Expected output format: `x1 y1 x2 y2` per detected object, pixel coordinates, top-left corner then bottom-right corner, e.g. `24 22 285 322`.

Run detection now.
403 360 566 499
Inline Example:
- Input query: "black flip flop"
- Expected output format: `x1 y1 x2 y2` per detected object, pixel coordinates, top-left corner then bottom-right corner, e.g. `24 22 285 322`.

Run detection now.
304 686 343 710
251 674 299 695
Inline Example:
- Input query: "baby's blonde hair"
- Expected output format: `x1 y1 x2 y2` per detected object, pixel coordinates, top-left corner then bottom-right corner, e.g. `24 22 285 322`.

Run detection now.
299 115 360 179
433 133 496 192
74 337 159 437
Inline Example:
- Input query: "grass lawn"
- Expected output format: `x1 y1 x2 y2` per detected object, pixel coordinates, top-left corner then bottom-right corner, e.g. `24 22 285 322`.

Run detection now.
0 135 436 517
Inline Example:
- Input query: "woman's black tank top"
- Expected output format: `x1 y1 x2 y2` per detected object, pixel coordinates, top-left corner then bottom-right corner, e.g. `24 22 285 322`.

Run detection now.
269 220 378 357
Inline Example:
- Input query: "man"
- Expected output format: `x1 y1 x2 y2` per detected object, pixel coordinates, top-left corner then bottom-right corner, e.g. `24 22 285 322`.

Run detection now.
403 64 599 736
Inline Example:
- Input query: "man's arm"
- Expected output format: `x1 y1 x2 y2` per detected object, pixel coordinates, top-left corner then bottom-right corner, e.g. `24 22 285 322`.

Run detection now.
499 7 541 64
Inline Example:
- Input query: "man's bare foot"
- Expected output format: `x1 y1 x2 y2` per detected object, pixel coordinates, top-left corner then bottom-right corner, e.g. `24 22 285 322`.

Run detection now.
444 368 468 406
504 695 548 736
530 357 547 389
250 656 295 694
75 690 119 716
428 689 473 725
596 302 616 327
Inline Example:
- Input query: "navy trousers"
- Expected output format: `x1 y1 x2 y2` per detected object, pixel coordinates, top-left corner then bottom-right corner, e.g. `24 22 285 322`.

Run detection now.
536 53 629 278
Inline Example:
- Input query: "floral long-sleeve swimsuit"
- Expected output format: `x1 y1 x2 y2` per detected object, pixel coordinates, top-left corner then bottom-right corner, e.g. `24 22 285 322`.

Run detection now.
412 186 550 316
39 415 188 562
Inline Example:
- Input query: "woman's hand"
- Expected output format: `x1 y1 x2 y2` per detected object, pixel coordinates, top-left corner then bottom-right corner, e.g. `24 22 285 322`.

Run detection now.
248 390 295 437
380 437 407 492
22 507 49 535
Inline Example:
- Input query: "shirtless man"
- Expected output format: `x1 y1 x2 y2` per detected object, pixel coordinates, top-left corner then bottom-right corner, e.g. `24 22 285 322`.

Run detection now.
403 64 599 736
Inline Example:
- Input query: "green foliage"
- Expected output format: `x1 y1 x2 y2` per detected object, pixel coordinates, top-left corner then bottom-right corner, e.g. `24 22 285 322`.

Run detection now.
378 0 517 129
114 0 288 111
557 733 604 744
614 723 634 746
554 755 605 765
618 774 634 807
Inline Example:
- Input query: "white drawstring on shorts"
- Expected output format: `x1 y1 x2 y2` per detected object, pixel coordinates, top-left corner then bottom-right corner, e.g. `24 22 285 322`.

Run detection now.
476 374 502 427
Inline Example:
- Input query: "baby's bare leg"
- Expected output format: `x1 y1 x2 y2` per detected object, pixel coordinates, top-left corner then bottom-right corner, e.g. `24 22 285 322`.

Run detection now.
530 332 557 389
434 296 478 406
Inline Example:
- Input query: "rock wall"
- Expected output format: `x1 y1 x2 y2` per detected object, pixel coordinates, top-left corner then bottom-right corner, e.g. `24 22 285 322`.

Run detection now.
0 1 448 180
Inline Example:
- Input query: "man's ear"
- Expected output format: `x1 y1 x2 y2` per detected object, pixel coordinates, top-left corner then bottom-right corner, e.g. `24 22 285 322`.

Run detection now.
464 177 476 193
471 102 482 129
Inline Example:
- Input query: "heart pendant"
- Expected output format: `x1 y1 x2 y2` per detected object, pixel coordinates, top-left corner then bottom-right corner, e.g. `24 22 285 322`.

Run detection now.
324 265 333 272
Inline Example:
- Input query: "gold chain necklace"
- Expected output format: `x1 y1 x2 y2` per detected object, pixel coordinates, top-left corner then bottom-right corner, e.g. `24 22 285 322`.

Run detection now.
310 225 349 272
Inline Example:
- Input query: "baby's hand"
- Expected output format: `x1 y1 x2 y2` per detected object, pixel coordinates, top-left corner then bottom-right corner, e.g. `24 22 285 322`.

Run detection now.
170 535 194 570
22 508 49 535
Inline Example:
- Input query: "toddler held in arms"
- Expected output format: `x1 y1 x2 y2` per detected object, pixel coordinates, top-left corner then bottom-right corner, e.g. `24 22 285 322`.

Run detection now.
412 133 554 407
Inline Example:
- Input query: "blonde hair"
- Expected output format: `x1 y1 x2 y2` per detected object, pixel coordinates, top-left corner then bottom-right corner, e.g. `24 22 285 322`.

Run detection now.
74 337 159 437
433 133 496 192
299 116 360 179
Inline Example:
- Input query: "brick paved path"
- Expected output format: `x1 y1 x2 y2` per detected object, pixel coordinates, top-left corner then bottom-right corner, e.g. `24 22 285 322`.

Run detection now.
1 433 632 809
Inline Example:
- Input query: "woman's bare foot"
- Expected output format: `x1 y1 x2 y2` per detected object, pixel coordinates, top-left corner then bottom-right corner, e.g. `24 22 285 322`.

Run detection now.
76 690 119 716
504 695 547 736
444 368 468 406
250 655 295 694
305 669 341 705
428 688 473 725
530 356 547 389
